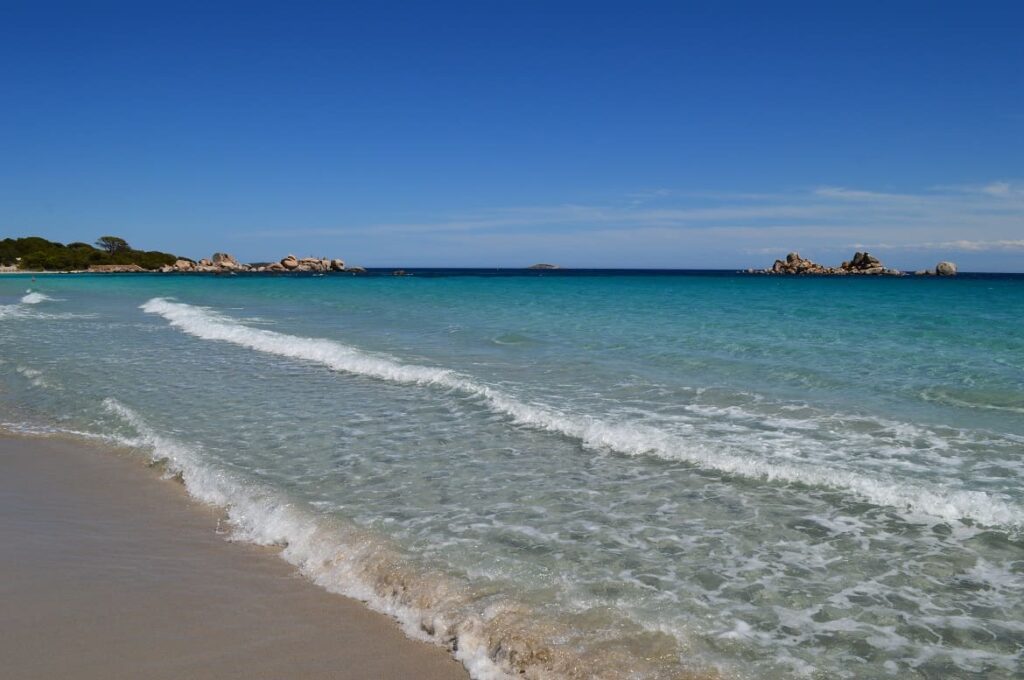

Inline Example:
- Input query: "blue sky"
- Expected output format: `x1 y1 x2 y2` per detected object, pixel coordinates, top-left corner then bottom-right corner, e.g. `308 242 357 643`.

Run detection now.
2 1 1022 270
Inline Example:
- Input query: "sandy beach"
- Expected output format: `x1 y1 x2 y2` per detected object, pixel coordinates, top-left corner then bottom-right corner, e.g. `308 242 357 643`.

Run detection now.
0 434 468 680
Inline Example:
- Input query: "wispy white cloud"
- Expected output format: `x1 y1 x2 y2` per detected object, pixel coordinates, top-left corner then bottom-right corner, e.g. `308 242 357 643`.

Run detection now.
848 239 1024 252
812 186 919 201
982 182 1014 197
233 180 1024 268
932 180 1024 200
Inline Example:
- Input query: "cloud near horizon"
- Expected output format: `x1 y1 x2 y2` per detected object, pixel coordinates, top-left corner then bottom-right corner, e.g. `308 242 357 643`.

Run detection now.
230 181 1024 270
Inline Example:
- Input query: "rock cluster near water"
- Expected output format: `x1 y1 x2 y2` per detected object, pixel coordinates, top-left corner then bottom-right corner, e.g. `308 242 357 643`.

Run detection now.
750 251 903 276
749 252 959 276
159 253 363 274
88 263 148 272
914 261 958 276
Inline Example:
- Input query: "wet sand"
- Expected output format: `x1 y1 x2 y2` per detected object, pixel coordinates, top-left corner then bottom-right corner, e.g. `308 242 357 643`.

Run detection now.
0 435 468 680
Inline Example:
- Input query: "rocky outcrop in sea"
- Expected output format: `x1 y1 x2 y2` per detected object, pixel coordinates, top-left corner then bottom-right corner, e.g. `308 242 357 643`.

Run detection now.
914 261 958 276
748 252 959 277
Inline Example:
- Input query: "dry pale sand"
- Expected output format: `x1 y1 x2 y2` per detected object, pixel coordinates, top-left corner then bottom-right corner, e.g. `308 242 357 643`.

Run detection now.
0 435 468 680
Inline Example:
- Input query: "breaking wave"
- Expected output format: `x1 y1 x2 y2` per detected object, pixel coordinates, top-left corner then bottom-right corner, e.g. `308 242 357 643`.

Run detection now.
141 298 1023 528
21 291 55 304
101 398 700 680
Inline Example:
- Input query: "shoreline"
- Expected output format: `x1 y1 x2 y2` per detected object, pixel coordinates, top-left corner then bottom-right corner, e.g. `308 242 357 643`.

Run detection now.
0 433 468 680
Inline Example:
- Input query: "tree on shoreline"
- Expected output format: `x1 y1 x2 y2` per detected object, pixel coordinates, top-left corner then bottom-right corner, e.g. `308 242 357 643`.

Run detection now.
95 236 130 254
0 236 177 271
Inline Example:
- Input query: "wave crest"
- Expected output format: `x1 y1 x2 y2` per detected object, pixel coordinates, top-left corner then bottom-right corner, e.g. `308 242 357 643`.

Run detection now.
21 291 55 304
102 398 707 680
140 297 1023 528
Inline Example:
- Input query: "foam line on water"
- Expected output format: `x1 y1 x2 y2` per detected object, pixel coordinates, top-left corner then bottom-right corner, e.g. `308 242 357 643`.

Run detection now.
140 298 1023 528
21 291 55 304
101 398 515 680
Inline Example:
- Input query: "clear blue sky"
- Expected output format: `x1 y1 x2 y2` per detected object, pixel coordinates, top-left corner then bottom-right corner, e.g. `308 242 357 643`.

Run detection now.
2 1 1022 270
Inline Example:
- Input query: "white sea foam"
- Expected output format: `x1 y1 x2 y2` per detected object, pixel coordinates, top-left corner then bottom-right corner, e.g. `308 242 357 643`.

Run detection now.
0 304 22 319
1 291 78 320
140 298 1024 528
919 387 1024 415
21 291 55 304
101 398 515 680
16 366 52 389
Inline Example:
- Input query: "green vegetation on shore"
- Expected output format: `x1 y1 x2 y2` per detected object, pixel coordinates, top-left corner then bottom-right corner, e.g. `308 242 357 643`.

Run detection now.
0 236 178 271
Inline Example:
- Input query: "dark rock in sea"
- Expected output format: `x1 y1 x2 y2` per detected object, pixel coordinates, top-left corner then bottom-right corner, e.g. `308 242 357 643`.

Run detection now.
392 270 408 276
528 263 560 270
936 261 958 276
346 266 368 274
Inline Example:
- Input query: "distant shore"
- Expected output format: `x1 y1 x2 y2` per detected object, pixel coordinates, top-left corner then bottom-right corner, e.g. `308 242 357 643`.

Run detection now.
0 434 467 680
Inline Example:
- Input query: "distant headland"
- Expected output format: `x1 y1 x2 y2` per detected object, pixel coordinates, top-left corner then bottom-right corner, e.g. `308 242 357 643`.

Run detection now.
0 236 363 274
1 236 178 272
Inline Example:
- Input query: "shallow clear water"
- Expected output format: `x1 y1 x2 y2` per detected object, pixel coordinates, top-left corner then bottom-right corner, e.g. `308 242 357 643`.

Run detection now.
2 271 1022 679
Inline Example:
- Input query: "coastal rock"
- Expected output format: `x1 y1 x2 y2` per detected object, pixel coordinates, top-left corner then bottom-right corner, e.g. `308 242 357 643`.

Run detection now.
158 252 349 274
753 250 903 276
392 269 408 276
88 264 146 272
346 266 367 274
212 252 239 268
936 261 957 276
528 263 560 270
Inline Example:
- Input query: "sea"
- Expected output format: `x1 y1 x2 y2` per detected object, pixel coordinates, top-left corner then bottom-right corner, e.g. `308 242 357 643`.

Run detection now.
1 269 1022 679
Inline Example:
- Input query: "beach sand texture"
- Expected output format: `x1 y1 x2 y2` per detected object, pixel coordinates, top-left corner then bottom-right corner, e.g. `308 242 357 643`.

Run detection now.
0 435 467 680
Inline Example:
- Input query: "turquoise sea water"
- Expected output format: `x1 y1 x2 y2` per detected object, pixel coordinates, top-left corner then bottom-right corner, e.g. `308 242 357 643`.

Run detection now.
1 271 1022 679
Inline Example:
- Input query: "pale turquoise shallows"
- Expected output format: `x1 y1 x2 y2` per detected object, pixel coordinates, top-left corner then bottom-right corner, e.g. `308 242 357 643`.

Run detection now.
2 271 1022 679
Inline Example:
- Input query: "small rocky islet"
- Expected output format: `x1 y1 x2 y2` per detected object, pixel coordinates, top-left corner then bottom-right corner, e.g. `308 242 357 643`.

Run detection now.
748 251 957 276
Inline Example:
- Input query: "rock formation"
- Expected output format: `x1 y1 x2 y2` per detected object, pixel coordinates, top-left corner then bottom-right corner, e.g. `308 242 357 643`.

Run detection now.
914 261 959 276
754 251 903 276
88 263 147 272
211 252 242 269
528 263 560 269
159 252 353 274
